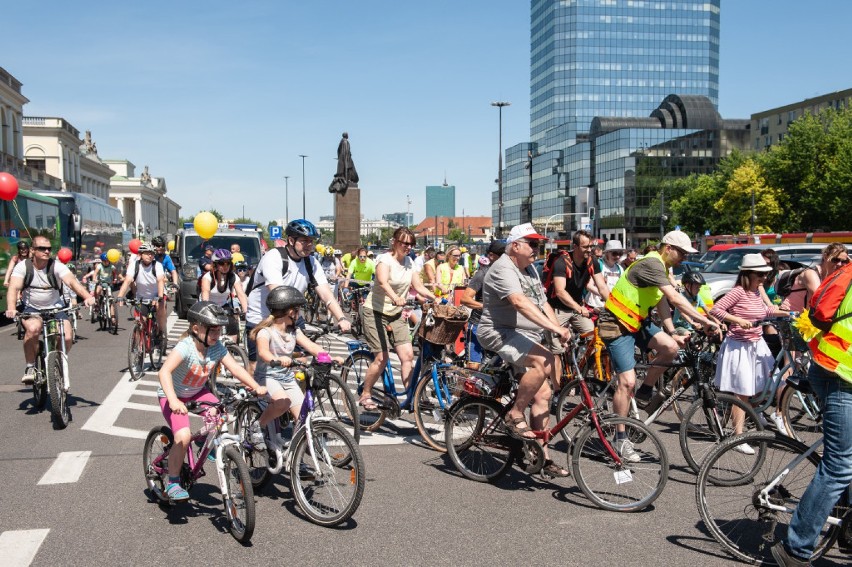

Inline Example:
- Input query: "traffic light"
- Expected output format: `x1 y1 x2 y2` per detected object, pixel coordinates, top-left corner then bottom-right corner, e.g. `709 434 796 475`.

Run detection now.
588 207 596 221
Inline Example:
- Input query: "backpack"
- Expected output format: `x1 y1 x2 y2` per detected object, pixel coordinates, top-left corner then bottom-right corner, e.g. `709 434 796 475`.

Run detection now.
244 247 317 295
132 260 163 283
807 262 852 333
197 271 236 296
22 259 63 292
775 266 812 298
542 250 596 300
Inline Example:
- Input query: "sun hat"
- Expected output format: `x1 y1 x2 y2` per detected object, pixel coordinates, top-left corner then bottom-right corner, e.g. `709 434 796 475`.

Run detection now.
506 223 547 244
604 240 624 253
661 230 698 254
738 253 772 272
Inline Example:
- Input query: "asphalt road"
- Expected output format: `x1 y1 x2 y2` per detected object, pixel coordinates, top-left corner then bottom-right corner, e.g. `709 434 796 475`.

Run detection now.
0 310 846 566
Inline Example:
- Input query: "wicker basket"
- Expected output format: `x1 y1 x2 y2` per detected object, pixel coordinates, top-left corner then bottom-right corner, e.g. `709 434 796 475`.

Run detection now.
418 304 469 346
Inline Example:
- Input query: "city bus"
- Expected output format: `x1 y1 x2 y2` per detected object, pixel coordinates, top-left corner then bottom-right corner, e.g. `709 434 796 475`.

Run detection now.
34 190 124 264
1 188 61 311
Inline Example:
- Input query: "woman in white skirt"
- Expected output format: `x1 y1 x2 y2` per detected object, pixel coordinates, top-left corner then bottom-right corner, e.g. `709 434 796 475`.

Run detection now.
709 254 790 454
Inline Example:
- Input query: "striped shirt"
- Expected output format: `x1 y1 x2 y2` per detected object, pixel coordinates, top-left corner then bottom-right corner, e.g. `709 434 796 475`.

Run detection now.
710 286 772 342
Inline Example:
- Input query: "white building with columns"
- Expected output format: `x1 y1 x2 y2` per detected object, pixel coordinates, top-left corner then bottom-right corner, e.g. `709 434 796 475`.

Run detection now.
104 159 180 239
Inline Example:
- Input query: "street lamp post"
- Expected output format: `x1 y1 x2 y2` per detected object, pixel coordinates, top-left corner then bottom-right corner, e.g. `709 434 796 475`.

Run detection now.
750 187 755 237
284 176 290 222
299 155 308 219
491 101 510 238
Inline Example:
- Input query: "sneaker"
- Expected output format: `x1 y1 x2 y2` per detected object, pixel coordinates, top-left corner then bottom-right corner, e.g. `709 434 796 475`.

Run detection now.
770 542 811 567
733 442 756 455
248 421 266 450
772 413 791 437
165 482 190 502
613 438 641 463
21 366 35 385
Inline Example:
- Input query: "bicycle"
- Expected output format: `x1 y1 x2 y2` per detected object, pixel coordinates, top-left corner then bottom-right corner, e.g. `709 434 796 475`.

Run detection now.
444 334 669 512
143 389 256 543
126 299 165 381
207 307 251 398
18 306 78 429
696 429 851 564
234 356 365 527
94 282 118 334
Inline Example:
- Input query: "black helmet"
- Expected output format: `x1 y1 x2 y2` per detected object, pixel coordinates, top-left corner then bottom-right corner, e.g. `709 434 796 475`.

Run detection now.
266 285 306 312
187 301 229 327
151 236 166 247
681 271 706 286
285 219 320 240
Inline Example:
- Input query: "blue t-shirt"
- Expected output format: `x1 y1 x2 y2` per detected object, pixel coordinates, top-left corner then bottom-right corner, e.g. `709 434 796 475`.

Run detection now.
156 253 175 273
157 336 227 399
673 290 708 331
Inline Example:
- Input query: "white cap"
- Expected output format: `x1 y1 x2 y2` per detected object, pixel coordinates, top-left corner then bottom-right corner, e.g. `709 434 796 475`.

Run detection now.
506 223 547 244
661 230 698 254
604 240 624 253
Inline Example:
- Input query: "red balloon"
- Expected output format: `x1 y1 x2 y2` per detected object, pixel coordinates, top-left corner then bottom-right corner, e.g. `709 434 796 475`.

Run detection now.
128 239 142 254
0 172 19 201
58 248 73 263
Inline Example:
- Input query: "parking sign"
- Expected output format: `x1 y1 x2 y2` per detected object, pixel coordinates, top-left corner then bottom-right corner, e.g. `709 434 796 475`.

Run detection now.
269 225 282 239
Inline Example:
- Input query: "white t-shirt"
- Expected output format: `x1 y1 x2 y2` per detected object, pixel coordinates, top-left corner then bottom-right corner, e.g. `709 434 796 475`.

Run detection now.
246 249 328 325
11 260 71 310
586 261 622 309
202 271 234 307
125 260 164 300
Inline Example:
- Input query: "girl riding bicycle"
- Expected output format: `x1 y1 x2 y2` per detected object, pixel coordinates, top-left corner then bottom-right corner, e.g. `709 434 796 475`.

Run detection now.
250 285 343 446
157 301 266 502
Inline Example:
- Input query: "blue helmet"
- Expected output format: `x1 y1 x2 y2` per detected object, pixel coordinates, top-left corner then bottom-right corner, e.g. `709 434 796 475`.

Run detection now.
285 219 320 240
100 252 109 262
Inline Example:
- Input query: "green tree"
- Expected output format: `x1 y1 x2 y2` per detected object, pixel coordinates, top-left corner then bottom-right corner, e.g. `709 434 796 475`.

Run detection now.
714 159 783 233
447 228 465 242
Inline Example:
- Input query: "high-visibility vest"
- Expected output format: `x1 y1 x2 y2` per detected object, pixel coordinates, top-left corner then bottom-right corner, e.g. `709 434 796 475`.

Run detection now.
698 284 714 314
810 289 852 385
604 251 666 333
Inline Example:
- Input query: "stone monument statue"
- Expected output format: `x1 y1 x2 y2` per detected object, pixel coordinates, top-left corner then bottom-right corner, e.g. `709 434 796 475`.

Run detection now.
328 132 359 196
140 165 152 185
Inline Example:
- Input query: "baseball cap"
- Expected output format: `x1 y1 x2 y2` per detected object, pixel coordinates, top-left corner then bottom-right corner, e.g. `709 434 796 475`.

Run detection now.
506 223 547 244
661 230 698 254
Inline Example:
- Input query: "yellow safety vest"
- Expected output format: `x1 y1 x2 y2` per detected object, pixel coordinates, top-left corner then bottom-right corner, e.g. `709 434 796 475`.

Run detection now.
604 251 666 333
437 263 465 287
698 284 715 315
810 289 852 384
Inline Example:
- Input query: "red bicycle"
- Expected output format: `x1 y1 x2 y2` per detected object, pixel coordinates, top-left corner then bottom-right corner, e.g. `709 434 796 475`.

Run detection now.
127 299 165 381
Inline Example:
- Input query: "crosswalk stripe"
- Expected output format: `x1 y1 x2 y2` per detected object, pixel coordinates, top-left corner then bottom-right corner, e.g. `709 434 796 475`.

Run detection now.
0 529 50 566
38 451 92 485
124 401 162 412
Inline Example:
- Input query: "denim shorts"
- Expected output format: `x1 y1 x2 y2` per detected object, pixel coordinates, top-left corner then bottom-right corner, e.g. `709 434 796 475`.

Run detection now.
603 320 662 374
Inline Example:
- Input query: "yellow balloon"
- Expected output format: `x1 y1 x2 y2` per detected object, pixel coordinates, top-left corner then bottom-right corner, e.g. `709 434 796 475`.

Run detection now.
167 240 175 251
193 211 218 240
106 248 121 263
232 252 245 263
316 244 326 255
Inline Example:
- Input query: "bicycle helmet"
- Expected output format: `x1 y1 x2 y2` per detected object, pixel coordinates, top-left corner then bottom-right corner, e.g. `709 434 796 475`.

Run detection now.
681 271 706 287
266 285 307 312
285 219 320 240
100 252 109 262
334 249 342 256
211 249 232 263
234 261 248 271
324 246 334 256
151 236 166 247
138 243 155 254
188 301 229 327
17 241 30 253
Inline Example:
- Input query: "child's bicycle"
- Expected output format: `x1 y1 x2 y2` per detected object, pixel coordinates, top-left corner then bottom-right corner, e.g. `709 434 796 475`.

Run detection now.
234 355 365 527
143 389 257 543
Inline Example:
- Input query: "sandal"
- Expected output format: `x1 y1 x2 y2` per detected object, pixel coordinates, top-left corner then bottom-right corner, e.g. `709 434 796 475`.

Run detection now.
542 459 570 478
504 415 537 440
359 397 379 412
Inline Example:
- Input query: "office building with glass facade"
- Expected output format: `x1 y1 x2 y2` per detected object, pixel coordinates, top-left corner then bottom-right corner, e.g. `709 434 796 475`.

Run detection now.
426 184 455 218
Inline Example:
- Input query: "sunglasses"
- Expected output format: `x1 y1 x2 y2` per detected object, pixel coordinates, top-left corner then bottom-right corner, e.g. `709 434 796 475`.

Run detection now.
33 246 52 252
450 254 461 258
236 268 248 272
831 257 850 265
397 240 415 246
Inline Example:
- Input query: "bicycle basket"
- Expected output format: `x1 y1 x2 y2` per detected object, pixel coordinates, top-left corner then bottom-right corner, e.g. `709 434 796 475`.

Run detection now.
311 362 333 390
419 304 469 345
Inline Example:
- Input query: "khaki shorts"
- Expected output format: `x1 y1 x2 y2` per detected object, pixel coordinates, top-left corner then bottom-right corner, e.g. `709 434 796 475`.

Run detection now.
478 326 542 373
555 308 595 335
361 306 411 353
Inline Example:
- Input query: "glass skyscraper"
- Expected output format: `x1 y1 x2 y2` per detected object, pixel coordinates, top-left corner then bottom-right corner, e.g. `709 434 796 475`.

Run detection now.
426 184 455 218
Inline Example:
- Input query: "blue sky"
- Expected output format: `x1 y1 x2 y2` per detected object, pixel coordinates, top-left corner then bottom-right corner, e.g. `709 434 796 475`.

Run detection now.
3 1 851 225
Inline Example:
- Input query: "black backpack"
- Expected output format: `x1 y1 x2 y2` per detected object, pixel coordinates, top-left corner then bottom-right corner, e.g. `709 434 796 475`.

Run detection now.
197 271 237 296
132 259 163 283
775 266 814 299
244 247 317 295
22 259 63 292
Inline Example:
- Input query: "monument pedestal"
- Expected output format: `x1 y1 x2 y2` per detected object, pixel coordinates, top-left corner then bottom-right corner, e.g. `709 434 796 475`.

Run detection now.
334 187 361 254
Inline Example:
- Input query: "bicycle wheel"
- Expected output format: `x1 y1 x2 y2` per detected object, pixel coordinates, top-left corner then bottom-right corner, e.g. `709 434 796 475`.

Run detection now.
572 416 669 512
444 398 517 483
32 345 48 410
339 351 387 431
234 402 272 490
555 377 610 445
149 326 165 371
412 366 459 452
128 323 145 381
314 373 360 444
679 392 763 476
209 343 250 397
696 431 843 564
779 384 822 447
289 421 365 527
304 292 318 324
220 445 256 543
47 351 70 429
143 426 173 501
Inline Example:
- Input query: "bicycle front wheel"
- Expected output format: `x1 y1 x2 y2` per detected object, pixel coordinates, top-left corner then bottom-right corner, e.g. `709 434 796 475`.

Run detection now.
696 431 843 564
572 416 669 512
32 345 48 410
290 421 365 527
314 373 360 444
128 323 145 381
412 366 459 452
444 398 517 483
221 445 256 543
679 392 763 476
779 384 822 447
47 351 70 429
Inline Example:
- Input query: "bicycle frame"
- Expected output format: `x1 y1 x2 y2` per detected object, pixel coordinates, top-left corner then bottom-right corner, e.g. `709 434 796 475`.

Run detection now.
26 309 72 393
132 301 159 351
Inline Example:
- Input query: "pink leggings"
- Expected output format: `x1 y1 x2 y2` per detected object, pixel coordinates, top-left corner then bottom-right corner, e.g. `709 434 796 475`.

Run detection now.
159 389 219 434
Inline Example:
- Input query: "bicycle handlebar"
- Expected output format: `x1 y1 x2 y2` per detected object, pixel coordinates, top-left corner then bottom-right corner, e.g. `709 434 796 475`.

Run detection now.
16 306 79 321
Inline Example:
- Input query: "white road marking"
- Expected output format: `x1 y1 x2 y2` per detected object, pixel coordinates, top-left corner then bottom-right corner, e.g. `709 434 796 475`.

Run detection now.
0 529 50 566
38 451 92 485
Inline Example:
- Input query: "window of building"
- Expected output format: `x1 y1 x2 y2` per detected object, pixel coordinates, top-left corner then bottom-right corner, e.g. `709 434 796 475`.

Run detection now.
27 158 46 171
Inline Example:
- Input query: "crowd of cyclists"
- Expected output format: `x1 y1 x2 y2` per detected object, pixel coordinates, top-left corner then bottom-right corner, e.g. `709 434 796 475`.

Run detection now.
3 216 850 563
